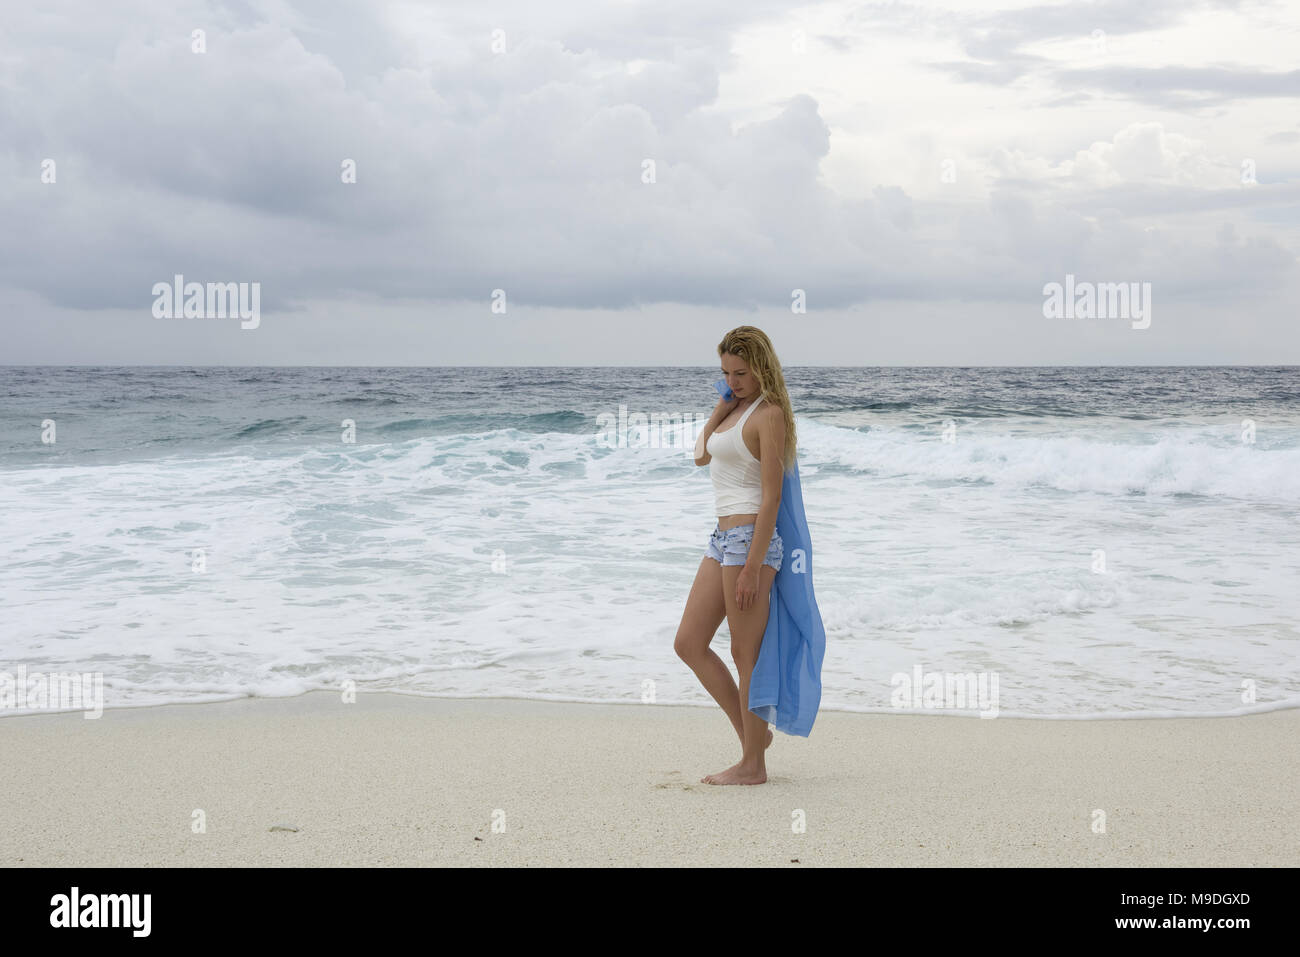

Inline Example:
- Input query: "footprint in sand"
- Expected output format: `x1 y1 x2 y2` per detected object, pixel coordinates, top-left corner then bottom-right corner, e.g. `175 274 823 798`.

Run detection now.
653 771 695 790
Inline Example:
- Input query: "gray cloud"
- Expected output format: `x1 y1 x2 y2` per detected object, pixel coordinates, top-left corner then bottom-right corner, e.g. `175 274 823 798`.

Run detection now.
912 0 1297 111
1054 66 1300 108
1 0 1298 364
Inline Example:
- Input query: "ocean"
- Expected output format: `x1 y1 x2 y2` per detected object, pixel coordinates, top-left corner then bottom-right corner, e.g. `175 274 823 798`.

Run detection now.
2 365 1298 720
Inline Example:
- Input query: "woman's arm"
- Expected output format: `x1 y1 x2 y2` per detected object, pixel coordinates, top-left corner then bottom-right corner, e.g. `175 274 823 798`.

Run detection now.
693 396 736 466
743 407 785 573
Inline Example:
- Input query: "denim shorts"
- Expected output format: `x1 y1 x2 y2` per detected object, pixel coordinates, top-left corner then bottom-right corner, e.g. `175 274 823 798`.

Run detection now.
704 522 782 571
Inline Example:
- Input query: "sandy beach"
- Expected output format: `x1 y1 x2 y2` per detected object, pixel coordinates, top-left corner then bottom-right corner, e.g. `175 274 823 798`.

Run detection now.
2 691 1296 867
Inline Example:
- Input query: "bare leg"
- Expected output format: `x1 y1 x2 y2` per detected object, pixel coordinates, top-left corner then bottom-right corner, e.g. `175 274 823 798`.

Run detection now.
674 557 773 750
702 562 778 785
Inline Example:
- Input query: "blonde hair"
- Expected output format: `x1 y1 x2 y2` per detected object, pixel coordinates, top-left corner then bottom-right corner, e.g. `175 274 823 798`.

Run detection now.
717 325 798 472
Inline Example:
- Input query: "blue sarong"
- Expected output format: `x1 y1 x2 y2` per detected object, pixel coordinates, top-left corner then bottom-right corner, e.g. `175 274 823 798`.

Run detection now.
748 459 826 736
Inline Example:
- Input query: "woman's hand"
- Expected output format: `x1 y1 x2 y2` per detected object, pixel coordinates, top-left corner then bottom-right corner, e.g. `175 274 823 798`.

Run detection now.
735 564 759 611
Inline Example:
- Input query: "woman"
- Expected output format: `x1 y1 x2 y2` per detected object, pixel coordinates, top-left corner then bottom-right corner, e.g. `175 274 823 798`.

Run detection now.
676 326 800 786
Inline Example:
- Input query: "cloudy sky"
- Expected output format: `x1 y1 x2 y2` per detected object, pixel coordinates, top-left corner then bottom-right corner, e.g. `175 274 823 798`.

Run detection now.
3 0 1299 365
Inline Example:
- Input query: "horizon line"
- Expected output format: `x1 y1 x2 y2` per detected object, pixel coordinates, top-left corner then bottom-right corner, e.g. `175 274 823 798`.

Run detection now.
4 363 1299 370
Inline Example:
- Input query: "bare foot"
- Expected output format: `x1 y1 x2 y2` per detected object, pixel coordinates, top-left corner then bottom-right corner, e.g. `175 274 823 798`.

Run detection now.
702 759 740 783
701 764 767 786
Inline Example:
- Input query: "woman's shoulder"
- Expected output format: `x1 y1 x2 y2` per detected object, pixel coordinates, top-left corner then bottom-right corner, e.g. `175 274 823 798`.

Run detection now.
749 399 784 437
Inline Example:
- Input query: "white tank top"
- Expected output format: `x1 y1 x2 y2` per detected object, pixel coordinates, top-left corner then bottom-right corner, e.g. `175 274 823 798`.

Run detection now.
706 396 765 515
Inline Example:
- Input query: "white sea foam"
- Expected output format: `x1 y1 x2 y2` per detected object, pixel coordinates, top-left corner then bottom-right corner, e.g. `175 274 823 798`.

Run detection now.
3 416 1298 719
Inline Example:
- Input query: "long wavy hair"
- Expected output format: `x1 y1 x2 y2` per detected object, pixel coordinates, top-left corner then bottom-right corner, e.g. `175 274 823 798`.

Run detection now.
717 325 798 472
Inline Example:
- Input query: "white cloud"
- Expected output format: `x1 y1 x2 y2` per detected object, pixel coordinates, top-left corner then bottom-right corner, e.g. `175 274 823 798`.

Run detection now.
1065 122 1228 187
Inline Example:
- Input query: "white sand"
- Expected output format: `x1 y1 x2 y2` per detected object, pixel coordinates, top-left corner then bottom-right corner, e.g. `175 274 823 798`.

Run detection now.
2 691 1296 866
